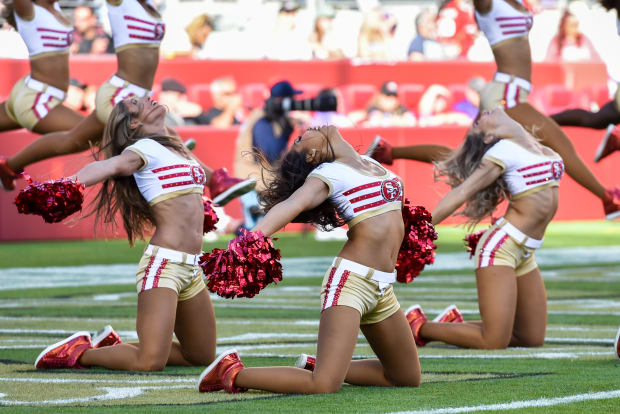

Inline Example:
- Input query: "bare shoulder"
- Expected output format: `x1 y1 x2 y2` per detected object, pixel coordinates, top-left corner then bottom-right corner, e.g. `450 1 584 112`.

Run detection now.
473 0 493 14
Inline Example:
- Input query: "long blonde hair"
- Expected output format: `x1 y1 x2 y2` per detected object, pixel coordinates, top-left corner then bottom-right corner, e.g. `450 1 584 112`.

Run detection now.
91 101 191 245
435 130 507 226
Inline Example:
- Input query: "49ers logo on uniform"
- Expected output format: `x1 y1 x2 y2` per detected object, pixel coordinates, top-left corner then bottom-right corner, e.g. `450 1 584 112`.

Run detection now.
551 161 564 181
191 166 206 185
154 23 166 40
380 179 402 202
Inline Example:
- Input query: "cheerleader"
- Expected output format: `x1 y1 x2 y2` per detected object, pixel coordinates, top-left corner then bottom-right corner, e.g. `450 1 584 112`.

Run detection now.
0 0 254 205
197 126 420 394
408 107 561 349
473 0 619 219
0 0 84 179
35 95 216 371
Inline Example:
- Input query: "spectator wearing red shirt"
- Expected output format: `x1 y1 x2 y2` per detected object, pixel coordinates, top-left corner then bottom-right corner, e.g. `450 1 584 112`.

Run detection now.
436 0 477 58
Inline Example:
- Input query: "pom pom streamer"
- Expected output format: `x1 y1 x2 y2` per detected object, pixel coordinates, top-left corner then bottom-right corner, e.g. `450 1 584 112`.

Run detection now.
199 230 282 298
464 230 486 259
396 199 438 283
202 196 219 234
14 176 84 223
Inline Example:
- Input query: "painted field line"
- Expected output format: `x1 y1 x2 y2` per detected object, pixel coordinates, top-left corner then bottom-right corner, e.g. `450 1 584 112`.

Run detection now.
388 389 620 414
0 377 194 384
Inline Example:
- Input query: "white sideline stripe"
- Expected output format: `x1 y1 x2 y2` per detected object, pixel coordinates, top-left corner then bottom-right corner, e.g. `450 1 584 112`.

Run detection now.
0 377 194 384
1 246 620 290
387 389 620 414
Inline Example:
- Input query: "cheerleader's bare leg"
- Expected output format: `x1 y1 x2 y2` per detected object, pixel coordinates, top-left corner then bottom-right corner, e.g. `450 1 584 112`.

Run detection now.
551 101 620 130
0 102 21 131
392 145 453 163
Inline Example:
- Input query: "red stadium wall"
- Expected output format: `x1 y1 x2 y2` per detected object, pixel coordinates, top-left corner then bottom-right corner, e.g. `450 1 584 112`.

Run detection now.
0 126 617 241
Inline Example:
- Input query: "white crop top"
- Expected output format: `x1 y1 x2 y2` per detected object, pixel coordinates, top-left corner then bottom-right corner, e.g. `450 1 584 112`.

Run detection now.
483 139 564 199
475 0 533 47
108 0 165 52
308 156 404 227
125 138 205 206
15 3 73 59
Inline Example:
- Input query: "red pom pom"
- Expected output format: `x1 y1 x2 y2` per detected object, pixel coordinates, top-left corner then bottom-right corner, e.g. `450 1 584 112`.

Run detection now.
464 230 486 259
14 177 84 223
199 229 282 298
396 199 438 283
202 196 219 234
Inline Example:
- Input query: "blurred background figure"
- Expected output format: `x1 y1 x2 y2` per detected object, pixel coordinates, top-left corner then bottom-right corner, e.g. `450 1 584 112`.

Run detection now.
265 1 311 60
436 0 477 59
64 78 96 114
544 10 601 62
451 76 485 120
158 78 208 126
308 7 344 60
357 8 398 60
71 6 113 55
184 14 215 59
309 88 350 127
364 81 416 127
408 9 445 61
203 77 243 128
417 83 474 126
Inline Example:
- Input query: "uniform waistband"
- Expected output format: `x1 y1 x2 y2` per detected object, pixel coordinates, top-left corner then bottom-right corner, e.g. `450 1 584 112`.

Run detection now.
145 244 201 265
108 75 150 97
332 257 396 284
24 75 66 100
493 72 532 93
495 217 543 249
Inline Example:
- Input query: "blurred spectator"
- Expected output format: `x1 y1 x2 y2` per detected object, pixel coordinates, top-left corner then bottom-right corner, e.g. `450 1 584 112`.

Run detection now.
234 80 301 229
544 10 601 62
71 6 113 55
364 81 416 127
265 1 312 60
357 9 398 60
308 7 344 60
203 77 243 127
408 9 446 60
417 84 474 126
65 78 96 113
158 78 208 126
310 89 350 127
451 77 485 119
184 14 215 59
436 0 477 58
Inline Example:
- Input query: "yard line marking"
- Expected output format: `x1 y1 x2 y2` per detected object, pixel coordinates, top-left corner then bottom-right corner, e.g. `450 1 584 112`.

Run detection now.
0 377 194 384
387 389 620 414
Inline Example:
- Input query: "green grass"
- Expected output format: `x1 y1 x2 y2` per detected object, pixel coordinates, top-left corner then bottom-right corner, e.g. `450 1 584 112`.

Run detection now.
1 222 620 411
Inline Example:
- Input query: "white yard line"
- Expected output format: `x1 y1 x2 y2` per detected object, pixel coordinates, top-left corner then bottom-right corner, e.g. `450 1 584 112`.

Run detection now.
387 389 620 414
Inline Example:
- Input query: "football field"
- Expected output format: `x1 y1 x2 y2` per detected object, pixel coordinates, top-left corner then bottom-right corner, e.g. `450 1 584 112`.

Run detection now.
1 221 619 413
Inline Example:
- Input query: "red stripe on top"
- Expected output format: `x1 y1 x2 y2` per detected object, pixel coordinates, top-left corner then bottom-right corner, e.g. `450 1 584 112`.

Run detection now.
516 161 551 172
152 259 168 289
332 270 350 307
495 16 528 21
322 267 337 311
502 30 528 35
525 177 553 185
42 43 68 47
158 172 190 180
37 27 72 34
127 24 155 33
478 228 499 268
522 169 551 178
141 256 156 292
152 164 190 173
349 191 381 204
124 15 156 26
343 181 381 196
161 180 194 189
499 23 528 28
41 35 66 40
129 34 158 40
488 234 509 266
353 199 387 213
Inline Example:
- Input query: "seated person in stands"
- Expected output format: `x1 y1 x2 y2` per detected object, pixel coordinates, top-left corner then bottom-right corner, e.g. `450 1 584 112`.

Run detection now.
408 9 446 61
65 78 96 114
158 78 211 126
203 77 243 128
544 10 601 62
417 84 474 127
363 81 416 127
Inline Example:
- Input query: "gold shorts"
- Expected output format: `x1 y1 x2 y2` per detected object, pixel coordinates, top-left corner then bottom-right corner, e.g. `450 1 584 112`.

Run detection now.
474 222 539 277
5 75 66 130
320 257 400 325
95 75 150 124
480 79 530 110
615 83 620 112
135 246 205 301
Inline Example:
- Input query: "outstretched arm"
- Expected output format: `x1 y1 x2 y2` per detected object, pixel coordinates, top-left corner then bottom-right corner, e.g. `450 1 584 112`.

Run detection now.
432 160 503 225
74 150 143 187
253 177 330 236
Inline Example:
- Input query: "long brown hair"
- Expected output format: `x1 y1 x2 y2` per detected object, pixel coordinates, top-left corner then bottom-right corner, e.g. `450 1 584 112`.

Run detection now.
600 0 620 12
2 0 17 29
257 134 343 230
90 101 191 245
555 10 582 57
434 130 507 226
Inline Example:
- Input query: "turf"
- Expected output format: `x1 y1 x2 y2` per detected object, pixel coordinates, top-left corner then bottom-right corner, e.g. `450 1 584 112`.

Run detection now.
0 221 619 412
